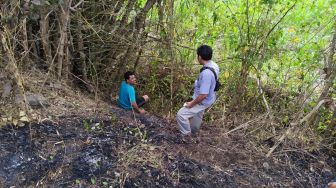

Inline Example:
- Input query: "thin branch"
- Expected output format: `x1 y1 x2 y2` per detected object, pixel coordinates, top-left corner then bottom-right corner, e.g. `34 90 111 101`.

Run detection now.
147 34 195 50
246 0 250 44
70 0 84 11
255 1 297 56
251 64 271 114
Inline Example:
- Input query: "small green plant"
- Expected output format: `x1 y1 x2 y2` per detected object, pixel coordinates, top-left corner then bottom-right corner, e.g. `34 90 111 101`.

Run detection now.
141 130 148 143
317 122 327 132
102 181 108 187
92 122 102 130
83 120 90 130
95 161 100 168
110 114 118 123
123 126 148 143
90 177 96 185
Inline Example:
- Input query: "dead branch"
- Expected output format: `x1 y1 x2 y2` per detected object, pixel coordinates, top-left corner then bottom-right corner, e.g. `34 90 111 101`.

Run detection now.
70 0 84 11
266 99 331 157
225 114 267 135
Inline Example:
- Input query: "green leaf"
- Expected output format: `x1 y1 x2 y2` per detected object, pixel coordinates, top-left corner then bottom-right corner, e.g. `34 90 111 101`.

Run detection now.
102 181 108 186
91 177 96 185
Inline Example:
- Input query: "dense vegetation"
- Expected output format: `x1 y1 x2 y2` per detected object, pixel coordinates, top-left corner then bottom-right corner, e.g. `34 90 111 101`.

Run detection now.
1 0 335 155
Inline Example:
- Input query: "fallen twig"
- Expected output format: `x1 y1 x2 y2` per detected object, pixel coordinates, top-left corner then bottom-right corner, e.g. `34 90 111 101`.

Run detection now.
225 114 267 135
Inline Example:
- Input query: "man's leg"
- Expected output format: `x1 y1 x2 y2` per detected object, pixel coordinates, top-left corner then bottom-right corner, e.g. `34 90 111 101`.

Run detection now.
136 95 149 107
176 104 207 135
190 109 205 133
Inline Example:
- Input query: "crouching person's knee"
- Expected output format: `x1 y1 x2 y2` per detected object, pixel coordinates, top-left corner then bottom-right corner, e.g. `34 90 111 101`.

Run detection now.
176 109 184 120
143 95 149 102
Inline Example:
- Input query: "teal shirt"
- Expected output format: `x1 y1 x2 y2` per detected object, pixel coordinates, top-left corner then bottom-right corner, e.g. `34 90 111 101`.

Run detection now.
118 81 136 110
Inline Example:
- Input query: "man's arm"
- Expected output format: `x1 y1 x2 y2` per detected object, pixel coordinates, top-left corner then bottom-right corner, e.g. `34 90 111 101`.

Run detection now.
185 94 208 108
132 102 146 114
128 87 145 113
186 70 212 108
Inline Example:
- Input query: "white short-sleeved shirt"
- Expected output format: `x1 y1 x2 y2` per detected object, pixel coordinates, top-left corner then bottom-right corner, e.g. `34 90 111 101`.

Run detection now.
193 61 219 106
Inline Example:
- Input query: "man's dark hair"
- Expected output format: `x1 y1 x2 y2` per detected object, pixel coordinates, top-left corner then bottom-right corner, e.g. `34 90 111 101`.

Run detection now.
197 45 213 61
124 71 135 81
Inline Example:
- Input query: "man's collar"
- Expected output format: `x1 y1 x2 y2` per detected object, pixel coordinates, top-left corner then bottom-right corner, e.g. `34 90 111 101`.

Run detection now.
203 60 212 67
124 80 133 86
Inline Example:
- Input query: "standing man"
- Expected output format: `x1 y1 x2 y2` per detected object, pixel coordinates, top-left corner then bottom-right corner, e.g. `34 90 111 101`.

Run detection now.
176 45 219 135
118 71 149 114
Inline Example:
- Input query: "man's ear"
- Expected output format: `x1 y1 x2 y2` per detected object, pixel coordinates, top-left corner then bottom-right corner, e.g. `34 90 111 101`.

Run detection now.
197 55 203 62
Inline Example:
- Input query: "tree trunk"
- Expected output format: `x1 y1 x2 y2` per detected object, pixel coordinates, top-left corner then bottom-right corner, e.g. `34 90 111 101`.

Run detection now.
112 47 130 87
40 7 53 68
110 1 124 24
317 23 336 103
310 23 336 126
234 60 250 108
1 29 29 112
22 18 29 61
77 20 87 81
330 108 336 130
167 0 175 111
133 0 157 31
57 0 71 79
112 0 157 87
133 49 142 71
121 1 136 25
28 23 40 65
64 33 70 80
22 0 30 66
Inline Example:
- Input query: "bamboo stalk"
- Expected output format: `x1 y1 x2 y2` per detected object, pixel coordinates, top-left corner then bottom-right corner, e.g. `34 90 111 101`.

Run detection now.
1 28 29 112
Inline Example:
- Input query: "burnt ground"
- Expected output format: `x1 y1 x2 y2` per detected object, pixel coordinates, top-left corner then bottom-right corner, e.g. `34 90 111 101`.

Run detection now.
0 107 335 188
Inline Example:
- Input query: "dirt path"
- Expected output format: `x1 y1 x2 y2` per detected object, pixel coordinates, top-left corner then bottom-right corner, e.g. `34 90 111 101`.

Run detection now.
0 107 335 187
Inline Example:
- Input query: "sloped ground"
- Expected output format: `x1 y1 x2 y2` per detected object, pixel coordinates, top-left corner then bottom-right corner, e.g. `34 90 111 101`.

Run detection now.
1 70 335 187
0 106 335 187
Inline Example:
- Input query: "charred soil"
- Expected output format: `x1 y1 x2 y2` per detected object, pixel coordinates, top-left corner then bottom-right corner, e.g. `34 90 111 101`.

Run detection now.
0 106 335 187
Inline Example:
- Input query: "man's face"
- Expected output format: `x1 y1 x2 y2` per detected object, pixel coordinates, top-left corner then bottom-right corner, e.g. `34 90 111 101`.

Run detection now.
126 75 136 85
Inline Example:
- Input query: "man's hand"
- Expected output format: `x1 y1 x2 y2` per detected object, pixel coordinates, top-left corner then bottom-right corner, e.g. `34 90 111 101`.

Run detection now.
138 108 146 114
132 102 146 114
184 94 208 108
185 101 194 108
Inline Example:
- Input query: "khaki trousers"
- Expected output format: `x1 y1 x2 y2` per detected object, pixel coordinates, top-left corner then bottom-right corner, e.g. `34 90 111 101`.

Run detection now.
176 104 208 135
